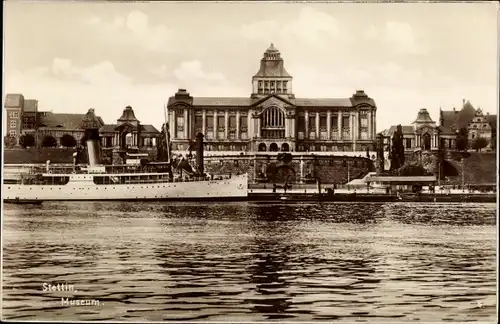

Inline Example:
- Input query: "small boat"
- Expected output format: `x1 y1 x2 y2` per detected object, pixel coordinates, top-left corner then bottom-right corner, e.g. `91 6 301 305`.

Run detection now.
4 197 43 205
397 192 419 201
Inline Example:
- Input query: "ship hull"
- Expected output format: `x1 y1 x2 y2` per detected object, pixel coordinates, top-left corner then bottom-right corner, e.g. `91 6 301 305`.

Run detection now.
4 174 248 202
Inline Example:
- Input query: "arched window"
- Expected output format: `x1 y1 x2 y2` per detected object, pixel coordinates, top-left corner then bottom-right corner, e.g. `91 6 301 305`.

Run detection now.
261 106 285 139
258 143 267 152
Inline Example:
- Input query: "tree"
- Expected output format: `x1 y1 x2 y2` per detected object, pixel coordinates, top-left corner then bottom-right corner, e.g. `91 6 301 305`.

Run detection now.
60 134 77 148
4 136 16 148
398 163 428 177
455 127 469 151
471 137 488 152
390 125 405 171
41 135 57 148
19 134 35 148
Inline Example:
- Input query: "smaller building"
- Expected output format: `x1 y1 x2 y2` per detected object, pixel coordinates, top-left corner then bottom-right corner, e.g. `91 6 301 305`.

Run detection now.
380 108 454 152
4 94 161 152
381 100 497 152
99 105 161 150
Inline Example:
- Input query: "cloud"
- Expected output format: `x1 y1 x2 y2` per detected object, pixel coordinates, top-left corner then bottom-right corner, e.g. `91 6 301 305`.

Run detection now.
174 60 226 82
83 10 175 53
364 21 428 55
241 7 346 47
50 58 132 85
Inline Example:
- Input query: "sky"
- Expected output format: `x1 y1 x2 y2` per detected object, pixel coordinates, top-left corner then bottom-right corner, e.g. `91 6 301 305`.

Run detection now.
3 1 498 132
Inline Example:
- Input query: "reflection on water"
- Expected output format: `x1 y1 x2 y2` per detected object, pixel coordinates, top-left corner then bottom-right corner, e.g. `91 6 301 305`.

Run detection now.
2 201 497 321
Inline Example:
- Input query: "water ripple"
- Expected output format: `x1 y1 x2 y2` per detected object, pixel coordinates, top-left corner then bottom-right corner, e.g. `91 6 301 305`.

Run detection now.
2 201 496 321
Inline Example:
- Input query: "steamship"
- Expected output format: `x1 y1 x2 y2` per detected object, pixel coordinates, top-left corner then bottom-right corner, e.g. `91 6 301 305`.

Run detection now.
4 109 248 203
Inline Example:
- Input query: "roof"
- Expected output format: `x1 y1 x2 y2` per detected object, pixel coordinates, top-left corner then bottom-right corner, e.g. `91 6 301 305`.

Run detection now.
38 113 87 129
266 43 279 53
440 100 478 131
4 94 24 108
118 106 139 122
38 112 105 129
253 59 292 78
486 114 497 129
80 109 102 129
438 125 455 135
440 110 458 128
99 124 160 134
386 125 414 136
413 108 434 123
23 99 38 112
176 96 364 108
366 176 437 183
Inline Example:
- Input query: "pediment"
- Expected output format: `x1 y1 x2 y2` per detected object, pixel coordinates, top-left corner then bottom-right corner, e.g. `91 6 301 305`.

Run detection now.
415 124 435 134
252 94 295 109
115 122 138 132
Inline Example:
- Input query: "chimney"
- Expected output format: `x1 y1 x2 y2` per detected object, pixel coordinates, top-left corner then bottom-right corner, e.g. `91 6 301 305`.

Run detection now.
81 109 102 166
195 132 204 175
462 98 466 107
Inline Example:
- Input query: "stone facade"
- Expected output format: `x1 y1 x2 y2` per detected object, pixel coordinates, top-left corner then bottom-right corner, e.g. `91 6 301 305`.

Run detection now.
167 44 377 154
201 154 374 184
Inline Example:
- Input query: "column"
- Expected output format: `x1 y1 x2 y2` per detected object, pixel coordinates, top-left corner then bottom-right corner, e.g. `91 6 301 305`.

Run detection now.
184 109 188 139
327 110 331 140
213 110 218 139
256 115 261 138
171 110 177 139
315 112 320 139
338 111 342 140
236 110 240 139
367 111 372 140
202 110 206 135
305 110 309 140
224 110 229 139
351 113 355 151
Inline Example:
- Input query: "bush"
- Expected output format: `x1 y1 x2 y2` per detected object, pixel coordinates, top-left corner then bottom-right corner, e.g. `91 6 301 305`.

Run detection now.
60 134 77 148
471 137 488 152
41 135 57 148
4 136 17 148
19 134 35 148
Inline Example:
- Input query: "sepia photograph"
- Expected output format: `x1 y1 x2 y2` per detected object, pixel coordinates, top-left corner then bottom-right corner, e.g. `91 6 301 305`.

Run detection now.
1 1 498 322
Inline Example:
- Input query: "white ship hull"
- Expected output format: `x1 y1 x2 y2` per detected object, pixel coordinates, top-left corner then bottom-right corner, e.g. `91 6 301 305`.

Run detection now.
4 173 248 202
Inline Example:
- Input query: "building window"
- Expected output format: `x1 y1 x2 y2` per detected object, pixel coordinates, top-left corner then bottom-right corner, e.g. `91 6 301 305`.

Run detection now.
9 130 16 137
331 115 338 128
406 138 412 149
361 131 368 140
217 116 225 129
240 132 247 140
206 116 214 130
320 116 327 128
308 116 315 129
195 116 203 133
229 116 236 128
342 116 350 128
298 116 306 132
11 112 19 118
176 116 184 127
361 117 368 128
10 120 16 128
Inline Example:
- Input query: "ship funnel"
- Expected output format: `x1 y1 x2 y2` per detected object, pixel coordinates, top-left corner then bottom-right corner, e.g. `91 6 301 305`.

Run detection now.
195 132 204 175
81 108 102 166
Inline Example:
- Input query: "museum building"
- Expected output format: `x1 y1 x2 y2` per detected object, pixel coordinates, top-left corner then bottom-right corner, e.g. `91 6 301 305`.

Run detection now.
167 44 378 153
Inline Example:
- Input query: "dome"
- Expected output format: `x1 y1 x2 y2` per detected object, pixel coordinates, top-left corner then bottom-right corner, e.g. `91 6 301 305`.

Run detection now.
118 105 138 122
413 108 434 124
266 43 279 53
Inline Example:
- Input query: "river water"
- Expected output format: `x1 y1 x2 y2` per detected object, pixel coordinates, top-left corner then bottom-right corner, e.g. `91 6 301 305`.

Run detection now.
2 201 497 322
